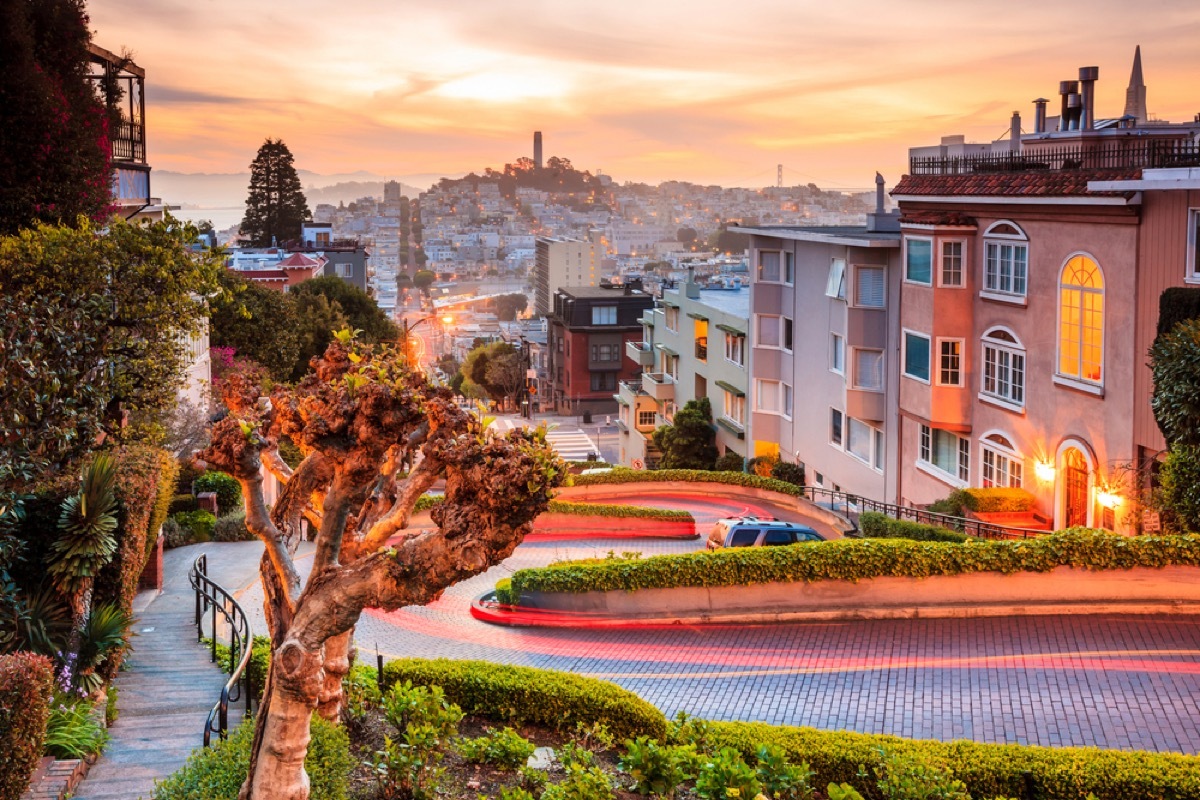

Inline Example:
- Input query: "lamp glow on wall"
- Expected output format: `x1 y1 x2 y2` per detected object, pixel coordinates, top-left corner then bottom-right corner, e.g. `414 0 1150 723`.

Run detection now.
1034 459 1056 483
1096 489 1124 510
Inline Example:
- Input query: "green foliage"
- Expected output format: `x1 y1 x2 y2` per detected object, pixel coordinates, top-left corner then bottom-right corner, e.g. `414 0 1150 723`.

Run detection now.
208 270 303 382
240 138 311 247
857 513 968 544
382 681 463 741
413 270 436 290
1156 286 1200 337
152 716 352 800
194 471 242 516
342 663 382 728
519 766 547 794
932 488 1034 514
292 275 397 345
570 468 807 499
169 494 197 516
755 744 815 800
49 454 119 597
1160 445 1200 532
714 453 745 472
209 635 271 699
213 514 255 542
418 495 692 522
105 685 119 727
541 763 614 800
370 681 463 800
770 462 806 488
1151 318 1200 447
504 787 538 800
461 341 525 404
494 578 517 605
694 747 761 800
490 293 530 321
666 712 711 751
75 603 135 694
864 747 969 800
380 658 667 742
507 529 1200 596
0 0 114 234
826 783 865 800
704 719 1200 800
291 291 351 381
170 510 216 543
43 692 108 759
620 737 698 797
652 398 718 470
0 652 53 800
161 518 191 549
457 727 536 770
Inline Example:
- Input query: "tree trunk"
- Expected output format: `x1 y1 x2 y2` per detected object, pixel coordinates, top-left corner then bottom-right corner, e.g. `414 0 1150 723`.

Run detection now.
316 629 353 721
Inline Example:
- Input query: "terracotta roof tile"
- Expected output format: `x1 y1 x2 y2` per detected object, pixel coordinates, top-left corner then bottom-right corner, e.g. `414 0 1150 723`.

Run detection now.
892 168 1142 198
899 211 978 227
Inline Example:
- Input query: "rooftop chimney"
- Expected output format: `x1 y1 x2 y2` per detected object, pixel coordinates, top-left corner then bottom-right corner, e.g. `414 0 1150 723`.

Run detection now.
866 174 900 233
1066 93 1083 131
685 266 700 300
1033 98 1049 134
874 172 886 215
1079 66 1099 131
1010 111 1022 153
1059 80 1079 131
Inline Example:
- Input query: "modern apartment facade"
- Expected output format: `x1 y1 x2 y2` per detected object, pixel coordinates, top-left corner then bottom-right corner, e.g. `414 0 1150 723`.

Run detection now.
535 237 600 316
617 276 750 468
738 193 903 500
547 285 654 416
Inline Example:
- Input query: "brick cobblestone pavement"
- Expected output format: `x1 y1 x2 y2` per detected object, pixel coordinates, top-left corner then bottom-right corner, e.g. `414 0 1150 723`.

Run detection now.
227 493 1200 754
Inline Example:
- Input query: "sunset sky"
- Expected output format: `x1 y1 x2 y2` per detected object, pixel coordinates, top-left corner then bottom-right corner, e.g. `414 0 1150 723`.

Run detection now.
90 0 1200 188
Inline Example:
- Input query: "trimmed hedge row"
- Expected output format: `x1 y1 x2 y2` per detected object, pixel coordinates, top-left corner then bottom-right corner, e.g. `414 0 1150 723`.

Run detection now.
569 468 808 498
380 657 667 742
706 720 1200 800
858 512 969 543
928 488 1035 516
507 529 1200 596
0 653 54 800
413 494 693 521
151 715 352 800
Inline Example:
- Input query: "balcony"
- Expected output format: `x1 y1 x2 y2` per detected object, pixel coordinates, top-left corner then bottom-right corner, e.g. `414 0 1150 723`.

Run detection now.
626 340 654 367
644 372 676 402
846 389 886 424
909 138 1200 175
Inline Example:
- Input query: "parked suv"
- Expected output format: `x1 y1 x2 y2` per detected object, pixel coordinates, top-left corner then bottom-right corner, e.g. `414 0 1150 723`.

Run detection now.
706 516 825 550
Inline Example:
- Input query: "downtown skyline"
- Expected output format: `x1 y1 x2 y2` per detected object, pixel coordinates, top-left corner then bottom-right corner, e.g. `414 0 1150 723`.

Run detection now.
90 0 1200 188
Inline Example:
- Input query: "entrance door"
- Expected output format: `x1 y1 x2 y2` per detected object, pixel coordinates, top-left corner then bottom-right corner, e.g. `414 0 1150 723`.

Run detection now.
1063 448 1089 528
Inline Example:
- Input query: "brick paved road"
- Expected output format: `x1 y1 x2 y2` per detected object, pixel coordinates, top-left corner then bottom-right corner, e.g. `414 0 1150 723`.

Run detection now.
237 494 1200 754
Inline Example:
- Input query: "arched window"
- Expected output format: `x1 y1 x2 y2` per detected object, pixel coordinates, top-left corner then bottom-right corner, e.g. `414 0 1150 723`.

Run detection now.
980 327 1025 409
980 432 1023 488
1058 255 1104 384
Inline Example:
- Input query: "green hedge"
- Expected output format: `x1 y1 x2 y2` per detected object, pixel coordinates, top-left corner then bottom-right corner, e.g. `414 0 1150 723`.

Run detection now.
858 512 969 543
380 658 666 742
194 471 243 517
414 494 693 521
507 529 1200 596
570 468 807 498
1158 286 1200 337
152 715 351 800
929 488 1035 516
706 720 1200 800
0 653 53 800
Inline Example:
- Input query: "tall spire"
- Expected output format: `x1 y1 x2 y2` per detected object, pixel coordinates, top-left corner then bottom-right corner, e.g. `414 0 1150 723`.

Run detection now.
1124 45 1148 123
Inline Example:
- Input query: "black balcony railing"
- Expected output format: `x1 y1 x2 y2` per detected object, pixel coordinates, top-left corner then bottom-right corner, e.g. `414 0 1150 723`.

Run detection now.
801 487 1048 540
111 119 146 164
909 138 1200 176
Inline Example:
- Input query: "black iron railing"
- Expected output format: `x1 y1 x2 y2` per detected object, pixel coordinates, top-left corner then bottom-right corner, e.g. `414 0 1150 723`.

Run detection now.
799 486 1048 540
190 554 255 746
110 119 147 164
910 138 1200 176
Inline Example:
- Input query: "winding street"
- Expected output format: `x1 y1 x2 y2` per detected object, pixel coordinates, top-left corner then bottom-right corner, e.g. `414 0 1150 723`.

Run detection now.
235 493 1200 753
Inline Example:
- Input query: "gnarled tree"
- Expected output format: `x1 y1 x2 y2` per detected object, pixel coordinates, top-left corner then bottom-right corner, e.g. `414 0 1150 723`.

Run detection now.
198 333 564 800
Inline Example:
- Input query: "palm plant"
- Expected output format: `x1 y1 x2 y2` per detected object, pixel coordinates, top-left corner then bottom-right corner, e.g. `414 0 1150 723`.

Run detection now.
47 454 119 674
76 602 135 692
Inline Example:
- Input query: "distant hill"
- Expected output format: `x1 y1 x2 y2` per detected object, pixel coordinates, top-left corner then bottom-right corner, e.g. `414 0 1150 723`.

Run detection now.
156 169 431 211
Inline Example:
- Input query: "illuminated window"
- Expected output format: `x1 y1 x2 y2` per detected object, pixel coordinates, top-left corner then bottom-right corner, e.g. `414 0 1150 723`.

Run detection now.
1058 255 1104 384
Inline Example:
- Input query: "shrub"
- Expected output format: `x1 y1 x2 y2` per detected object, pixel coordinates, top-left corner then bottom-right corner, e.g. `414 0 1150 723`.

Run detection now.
771 461 806 488
542 763 614 800
694 746 761 800
963 488 1034 513
380 658 667 741
213 513 255 542
152 715 352 800
1157 286 1200 337
746 455 779 478
857 513 968 544
194 471 242 516
171 510 216 542
161 518 192 549
620 736 698 797
867 747 969 800
168 494 197 516
457 727 537 770
704 720 1200 800
507 529 1200 596
370 681 462 800
545 501 693 521
494 578 517 605
209 635 271 700
714 452 745 472
755 743 815 800
570 469 808 500
43 693 108 759
0 653 53 800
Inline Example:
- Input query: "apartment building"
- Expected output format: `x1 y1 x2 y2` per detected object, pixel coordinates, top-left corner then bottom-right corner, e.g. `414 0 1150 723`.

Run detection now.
617 274 750 468
547 285 654 416
535 236 600 315
738 181 903 500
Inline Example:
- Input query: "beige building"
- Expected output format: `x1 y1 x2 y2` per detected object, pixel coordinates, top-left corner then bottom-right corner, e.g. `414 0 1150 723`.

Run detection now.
535 237 599 316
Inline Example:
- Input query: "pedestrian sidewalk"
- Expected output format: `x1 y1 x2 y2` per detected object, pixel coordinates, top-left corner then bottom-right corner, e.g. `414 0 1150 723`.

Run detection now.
70 541 265 800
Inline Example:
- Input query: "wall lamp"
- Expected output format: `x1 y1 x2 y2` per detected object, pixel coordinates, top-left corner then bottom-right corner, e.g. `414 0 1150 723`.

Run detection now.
1034 460 1056 483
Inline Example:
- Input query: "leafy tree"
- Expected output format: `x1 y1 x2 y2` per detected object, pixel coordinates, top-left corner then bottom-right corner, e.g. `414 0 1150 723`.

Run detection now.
491 293 529 321
241 139 311 247
1160 446 1200 532
413 270 436 291
1150 318 1200 448
198 335 563 798
0 0 114 233
461 342 524 407
0 219 220 480
677 227 697 245
209 271 302 382
652 397 718 470
290 276 397 344
291 292 351 380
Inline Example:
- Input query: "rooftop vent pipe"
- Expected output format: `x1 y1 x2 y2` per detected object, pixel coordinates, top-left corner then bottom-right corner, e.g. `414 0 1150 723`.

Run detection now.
1066 93 1083 131
1079 66 1099 131
875 172 886 215
1033 98 1049 134
1059 80 1079 131
1010 111 1022 152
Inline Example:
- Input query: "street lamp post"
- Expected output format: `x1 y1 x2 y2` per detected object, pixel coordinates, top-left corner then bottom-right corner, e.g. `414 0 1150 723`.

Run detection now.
400 313 453 369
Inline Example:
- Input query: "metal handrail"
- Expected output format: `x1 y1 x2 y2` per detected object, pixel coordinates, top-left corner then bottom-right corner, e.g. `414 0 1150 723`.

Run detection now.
190 554 255 746
798 486 1049 540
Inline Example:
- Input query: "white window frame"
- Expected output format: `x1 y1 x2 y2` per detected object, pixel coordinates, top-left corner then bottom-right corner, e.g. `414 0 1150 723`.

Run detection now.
917 424 970 487
782 317 794 353
1188 208 1200 284
758 250 782 283
825 258 846 300
904 236 934 286
755 379 782 414
939 239 966 288
724 332 746 366
936 338 964 387
637 408 657 428
335 261 353 278
852 348 884 391
722 390 746 428
980 326 1026 411
981 220 1029 303
845 417 873 465
592 305 617 325
830 333 845 375
980 432 1024 489
664 307 679 332
784 251 795 285
902 329 932 384
782 383 793 420
830 408 844 447
853 265 886 309
755 314 782 349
